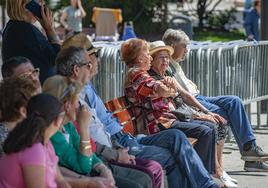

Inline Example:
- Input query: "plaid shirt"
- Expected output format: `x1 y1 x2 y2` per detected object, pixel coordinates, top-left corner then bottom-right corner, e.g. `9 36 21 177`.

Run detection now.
124 67 176 135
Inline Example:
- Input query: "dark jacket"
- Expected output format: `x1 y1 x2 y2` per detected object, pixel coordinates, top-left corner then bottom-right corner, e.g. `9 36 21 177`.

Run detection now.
2 20 60 83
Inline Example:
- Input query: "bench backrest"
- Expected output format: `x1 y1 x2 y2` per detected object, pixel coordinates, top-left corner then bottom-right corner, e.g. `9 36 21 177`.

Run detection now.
104 96 198 145
104 96 137 135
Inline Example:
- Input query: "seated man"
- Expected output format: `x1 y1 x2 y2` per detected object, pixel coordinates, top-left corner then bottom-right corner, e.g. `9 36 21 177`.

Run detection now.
162 28 268 171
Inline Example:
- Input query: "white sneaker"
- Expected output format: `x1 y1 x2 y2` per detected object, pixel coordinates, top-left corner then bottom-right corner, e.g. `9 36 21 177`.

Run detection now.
223 171 238 184
219 175 238 188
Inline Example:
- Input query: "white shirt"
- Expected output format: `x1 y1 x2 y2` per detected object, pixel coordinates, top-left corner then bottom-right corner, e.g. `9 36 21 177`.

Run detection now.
80 91 112 147
170 60 200 96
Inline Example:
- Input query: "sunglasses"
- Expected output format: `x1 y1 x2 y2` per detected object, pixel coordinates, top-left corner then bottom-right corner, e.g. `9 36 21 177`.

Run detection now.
19 68 40 79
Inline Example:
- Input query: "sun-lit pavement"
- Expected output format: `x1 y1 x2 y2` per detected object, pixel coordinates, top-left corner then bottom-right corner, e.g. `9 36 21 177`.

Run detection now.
223 112 268 188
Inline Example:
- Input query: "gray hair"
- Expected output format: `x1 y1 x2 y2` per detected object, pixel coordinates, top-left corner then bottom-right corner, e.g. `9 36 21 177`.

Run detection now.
56 46 87 77
162 29 190 46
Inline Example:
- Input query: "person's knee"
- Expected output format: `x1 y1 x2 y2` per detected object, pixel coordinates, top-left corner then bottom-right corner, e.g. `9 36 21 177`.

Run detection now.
200 125 215 138
229 95 243 104
163 129 187 140
146 160 163 176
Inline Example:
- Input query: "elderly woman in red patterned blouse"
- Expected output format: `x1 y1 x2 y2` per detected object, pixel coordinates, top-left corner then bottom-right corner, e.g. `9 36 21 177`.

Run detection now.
121 38 218 177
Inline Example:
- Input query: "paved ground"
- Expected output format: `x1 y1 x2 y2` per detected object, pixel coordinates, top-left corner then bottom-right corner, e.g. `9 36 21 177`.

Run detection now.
223 132 268 188
221 109 268 188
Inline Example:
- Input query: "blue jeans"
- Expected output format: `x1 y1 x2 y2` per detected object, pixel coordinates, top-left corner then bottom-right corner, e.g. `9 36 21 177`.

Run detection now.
171 120 216 174
196 95 256 153
111 129 215 188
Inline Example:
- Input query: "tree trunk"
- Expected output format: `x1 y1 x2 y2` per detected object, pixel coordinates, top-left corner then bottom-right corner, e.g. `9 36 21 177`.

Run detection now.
1 5 5 28
197 0 207 29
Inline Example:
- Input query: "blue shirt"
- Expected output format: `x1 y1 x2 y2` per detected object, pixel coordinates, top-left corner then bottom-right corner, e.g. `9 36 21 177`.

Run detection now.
84 83 122 136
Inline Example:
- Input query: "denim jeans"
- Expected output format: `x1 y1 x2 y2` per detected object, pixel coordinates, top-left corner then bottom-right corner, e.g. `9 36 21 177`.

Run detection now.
196 95 256 153
171 120 216 174
111 129 215 188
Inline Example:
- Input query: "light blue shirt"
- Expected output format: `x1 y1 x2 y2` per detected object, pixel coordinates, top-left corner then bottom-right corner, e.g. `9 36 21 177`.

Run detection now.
83 83 122 136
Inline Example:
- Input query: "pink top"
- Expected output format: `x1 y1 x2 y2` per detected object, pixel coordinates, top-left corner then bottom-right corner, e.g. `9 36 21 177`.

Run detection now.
0 141 58 188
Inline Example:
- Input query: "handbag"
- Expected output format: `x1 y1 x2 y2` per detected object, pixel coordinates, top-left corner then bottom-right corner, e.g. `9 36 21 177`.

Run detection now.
170 95 194 122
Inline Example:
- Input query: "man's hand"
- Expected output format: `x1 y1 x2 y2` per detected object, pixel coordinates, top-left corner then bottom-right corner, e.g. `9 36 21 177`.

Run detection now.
117 148 136 164
208 112 227 125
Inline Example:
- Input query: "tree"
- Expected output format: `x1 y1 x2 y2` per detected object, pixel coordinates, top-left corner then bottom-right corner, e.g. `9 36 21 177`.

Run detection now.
0 0 6 28
186 0 223 29
54 0 172 37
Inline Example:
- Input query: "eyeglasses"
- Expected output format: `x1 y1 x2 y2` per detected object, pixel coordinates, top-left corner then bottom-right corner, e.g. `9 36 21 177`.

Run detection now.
89 51 99 58
19 68 40 79
78 61 92 68
156 55 170 60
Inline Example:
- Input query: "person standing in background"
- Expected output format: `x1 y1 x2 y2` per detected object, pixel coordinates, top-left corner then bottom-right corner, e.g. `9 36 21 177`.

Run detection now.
2 0 61 84
244 0 261 41
60 0 86 37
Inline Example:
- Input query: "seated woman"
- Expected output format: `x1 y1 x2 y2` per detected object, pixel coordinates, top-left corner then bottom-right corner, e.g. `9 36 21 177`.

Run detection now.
2 0 61 83
42 75 114 182
0 77 40 157
121 38 217 176
148 40 237 188
0 58 115 188
44 74 163 188
0 93 70 188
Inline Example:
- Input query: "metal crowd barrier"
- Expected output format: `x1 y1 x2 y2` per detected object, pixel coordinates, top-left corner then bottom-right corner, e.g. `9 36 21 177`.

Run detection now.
93 40 268 128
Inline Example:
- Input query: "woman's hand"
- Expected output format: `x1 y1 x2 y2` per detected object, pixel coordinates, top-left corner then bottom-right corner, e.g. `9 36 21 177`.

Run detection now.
37 0 54 33
37 0 60 43
76 105 92 131
163 76 176 89
94 164 116 186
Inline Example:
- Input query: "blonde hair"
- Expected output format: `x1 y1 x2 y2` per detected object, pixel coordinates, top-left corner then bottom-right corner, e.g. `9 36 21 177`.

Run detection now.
120 39 149 67
7 0 31 21
42 75 81 103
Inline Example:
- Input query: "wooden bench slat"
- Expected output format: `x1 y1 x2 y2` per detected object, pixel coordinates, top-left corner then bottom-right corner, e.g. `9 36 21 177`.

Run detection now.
105 96 197 146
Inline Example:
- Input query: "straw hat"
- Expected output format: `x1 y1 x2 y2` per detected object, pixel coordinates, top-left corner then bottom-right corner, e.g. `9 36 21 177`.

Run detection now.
62 33 99 55
149 40 174 56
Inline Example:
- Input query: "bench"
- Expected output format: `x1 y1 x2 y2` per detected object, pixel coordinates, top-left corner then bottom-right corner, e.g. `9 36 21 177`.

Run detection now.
104 96 198 145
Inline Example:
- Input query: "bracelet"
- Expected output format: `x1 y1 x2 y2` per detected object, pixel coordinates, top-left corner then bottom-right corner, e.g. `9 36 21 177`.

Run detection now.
81 140 90 144
83 144 92 150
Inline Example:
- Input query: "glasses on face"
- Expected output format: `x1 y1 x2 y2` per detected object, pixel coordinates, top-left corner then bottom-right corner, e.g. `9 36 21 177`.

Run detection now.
156 55 170 61
90 51 99 58
78 60 92 68
19 68 40 79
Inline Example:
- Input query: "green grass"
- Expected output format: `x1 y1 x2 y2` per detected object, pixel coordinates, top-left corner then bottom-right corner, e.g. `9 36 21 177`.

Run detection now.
193 30 246 42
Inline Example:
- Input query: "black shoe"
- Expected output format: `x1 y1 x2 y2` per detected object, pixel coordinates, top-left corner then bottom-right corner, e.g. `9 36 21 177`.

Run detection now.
241 145 268 161
244 161 268 172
